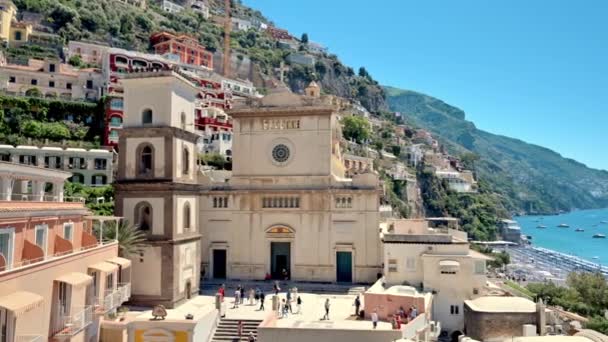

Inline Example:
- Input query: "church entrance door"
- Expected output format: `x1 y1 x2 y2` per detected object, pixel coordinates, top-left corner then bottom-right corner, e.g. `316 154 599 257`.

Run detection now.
212 249 227 279
336 251 353 283
270 242 290 280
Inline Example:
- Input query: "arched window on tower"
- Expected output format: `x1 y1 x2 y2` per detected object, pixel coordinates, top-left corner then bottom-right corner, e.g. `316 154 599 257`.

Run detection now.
138 145 153 176
183 147 190 175
183 202 191 231
135 202 152 231
142 108 153 125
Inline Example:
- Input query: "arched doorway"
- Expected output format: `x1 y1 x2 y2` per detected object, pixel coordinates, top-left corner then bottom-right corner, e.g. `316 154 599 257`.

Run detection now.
265 225 295 280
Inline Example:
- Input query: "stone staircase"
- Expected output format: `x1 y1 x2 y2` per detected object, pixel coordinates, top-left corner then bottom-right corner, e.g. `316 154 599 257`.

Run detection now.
201 279 369 296
211 318 262 342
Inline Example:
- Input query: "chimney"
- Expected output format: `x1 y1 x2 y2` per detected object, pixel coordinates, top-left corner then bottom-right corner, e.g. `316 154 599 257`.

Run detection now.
537 298 546 336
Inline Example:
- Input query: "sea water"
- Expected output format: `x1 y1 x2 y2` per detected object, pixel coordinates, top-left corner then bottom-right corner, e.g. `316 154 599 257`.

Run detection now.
515 208 608 266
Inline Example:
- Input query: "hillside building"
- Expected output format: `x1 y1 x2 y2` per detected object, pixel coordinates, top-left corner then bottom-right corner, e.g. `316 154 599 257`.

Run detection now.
114 0 147 8
67 40 111 66
0 162 130 341
196 106 233 159
160 0 184 13
231 17 253 31
0 145 113 187
150 31 214 69
0 58 103 100
498 219 522 244
266 26 292 40
190 1 210 18
381 218 492 335
342 153 374 178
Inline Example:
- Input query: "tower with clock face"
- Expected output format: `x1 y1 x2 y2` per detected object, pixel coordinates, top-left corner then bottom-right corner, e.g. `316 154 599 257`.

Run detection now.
199 85 382 283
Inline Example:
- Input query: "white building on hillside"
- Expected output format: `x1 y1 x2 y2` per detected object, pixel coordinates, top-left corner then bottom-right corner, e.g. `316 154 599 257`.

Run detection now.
161 0 183 13
381 218 492 335
0 145 114 187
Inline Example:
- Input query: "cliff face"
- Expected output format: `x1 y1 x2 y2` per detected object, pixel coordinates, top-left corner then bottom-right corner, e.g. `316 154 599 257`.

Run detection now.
385 86 608 214
287 58 388 113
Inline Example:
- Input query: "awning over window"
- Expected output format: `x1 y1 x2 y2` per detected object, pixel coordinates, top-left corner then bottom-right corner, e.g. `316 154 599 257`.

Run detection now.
439 260 460 267
89 261 118 274
106 256 131 268
439 260 461 271
0 291 44 317
55 272 93 287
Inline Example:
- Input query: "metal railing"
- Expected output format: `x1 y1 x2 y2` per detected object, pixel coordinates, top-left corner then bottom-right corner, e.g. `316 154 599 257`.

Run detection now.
16 335 44 342
0 192 85 203
0 242 116 275
51 306 93 337
96 283 131 313
118 283 131 303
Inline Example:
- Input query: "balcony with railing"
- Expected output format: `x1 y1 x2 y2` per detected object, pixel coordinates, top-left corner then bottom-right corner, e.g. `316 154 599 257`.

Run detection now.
2 192 85 203
95 282 131 313
51 306 94 338
16 335 44 342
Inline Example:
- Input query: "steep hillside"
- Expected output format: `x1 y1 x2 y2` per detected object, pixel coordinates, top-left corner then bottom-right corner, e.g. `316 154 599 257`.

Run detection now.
9 0 387 112
385 86 608 214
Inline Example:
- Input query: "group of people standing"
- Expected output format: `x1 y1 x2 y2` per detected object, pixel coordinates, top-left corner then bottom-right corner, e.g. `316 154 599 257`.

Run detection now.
227 284 268 310
279 283 303 318
390 305 418 329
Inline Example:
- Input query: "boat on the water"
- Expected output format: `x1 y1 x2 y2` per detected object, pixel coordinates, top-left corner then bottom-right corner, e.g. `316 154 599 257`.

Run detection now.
592 234 606 239
537 225 547 229
593 256 600 260
575 228 585 232
558 223 570 228
601 221 608 224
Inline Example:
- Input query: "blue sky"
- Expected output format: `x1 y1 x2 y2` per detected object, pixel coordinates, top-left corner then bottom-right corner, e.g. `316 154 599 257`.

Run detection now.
244 0 608 171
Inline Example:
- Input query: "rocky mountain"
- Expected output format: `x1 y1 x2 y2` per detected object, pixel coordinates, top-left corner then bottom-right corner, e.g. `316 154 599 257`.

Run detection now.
385 86 608 214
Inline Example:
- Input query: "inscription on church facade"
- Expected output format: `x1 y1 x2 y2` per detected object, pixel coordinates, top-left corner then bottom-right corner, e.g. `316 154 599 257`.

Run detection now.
262 119 300 130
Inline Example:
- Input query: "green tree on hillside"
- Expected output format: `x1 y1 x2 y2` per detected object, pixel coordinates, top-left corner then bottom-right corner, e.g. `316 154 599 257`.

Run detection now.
301 33 309 43
342 116 371 144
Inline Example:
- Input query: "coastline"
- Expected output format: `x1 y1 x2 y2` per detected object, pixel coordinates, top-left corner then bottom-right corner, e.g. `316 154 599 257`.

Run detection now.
500 244 608 285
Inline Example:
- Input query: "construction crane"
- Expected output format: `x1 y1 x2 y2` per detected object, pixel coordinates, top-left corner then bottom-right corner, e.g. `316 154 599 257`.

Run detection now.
222 0 231 78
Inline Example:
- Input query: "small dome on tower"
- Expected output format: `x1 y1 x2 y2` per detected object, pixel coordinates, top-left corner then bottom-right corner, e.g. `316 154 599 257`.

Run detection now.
305 81 321 98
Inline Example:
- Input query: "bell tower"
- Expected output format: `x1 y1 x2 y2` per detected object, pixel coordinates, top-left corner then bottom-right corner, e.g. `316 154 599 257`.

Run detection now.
114 70 201 308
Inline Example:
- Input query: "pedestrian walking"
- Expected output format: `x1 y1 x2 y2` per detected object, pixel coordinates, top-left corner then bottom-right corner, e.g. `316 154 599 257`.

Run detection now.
286 288 292 303
322 298 330 320
273 281 280 296
259 291 265 311
354 295 361 317
371 310 379 329
237 320 243 339
233 288 241 308
248 332 256 342
296 296 302 314
249 289 255 305
238 285 244 304
281 299 289 318
255 287 261 304
218 284 225 302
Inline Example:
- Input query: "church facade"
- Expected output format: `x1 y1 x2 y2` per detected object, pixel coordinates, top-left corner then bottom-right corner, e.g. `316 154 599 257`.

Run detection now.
199 86 383 283
115 71 382 307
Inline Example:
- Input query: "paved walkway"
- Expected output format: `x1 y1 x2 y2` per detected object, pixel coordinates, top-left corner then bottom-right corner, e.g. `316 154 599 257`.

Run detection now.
220 291 392 330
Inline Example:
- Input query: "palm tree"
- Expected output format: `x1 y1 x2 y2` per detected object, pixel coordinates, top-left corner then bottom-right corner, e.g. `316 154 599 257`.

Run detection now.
94 220 147 258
